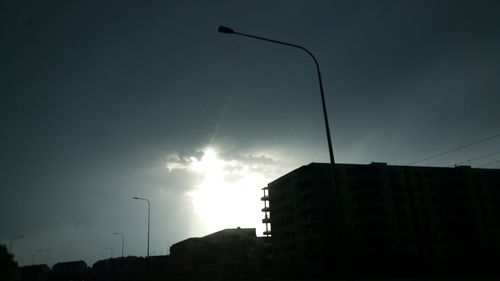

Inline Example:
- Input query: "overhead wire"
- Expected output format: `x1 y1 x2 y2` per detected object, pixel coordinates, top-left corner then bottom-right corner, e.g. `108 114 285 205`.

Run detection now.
477 159 500 168
453 151 500 166
407 133 500 165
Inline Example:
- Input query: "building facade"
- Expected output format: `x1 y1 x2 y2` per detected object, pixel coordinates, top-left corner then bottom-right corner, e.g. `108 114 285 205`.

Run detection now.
169 228 271 280
264 162 500 276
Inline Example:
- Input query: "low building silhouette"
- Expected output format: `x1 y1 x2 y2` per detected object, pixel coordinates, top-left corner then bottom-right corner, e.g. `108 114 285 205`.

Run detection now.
20 264 50 281
92 256 159 281
264 162 500 277
170 228 270 280
51 261 90 281
88 229 269 281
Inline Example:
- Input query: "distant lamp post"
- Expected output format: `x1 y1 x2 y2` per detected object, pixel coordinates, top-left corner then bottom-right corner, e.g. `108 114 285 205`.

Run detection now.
113 232 125 257
105 247 113 259
32 249 43 265
9 235 23 253
133 196 150 257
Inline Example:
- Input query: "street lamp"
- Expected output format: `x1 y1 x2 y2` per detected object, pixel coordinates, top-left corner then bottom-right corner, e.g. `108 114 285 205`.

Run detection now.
32 249 43 265
105 247 113 259
218 25 350 279
113 232 125 257
217 25 336 169
9 235 23 253
133 196 150 257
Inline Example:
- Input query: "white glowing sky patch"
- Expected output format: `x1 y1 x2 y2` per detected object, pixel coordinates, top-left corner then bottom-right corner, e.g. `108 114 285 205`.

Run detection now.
167 147 273 235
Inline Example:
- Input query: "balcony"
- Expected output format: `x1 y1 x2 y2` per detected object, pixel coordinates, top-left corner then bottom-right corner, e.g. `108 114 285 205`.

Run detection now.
261 195 269 201
261 207 270 212
263 230 272 236
262 217 271 224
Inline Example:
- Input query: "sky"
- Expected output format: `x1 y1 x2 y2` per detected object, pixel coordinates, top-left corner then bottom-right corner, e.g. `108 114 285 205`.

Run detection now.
1 0 500 267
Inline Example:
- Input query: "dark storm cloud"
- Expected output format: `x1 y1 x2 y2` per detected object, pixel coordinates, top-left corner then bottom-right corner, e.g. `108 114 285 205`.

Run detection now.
1 0 500 266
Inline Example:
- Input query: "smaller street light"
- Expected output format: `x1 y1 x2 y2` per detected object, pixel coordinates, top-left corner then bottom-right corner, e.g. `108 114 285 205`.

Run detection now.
9 235 24 253
105 247 113 259
133 196 150 257
32 249 43 265
113 232 125 257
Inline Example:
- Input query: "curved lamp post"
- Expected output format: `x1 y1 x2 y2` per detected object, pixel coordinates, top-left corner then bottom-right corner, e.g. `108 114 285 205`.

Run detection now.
32 249 43 265
113 232 125 257
133 196 150 257
9 235 23 253
218 25 350 279
217 25 336 173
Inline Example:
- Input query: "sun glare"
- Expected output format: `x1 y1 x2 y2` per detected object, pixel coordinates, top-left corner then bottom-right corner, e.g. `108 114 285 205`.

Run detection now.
191 148 219 174
187 147 265 234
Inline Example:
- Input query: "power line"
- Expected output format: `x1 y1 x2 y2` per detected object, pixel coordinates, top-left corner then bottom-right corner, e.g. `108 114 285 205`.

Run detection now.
477 159 500 168
408 133 500 165
453 151 500 166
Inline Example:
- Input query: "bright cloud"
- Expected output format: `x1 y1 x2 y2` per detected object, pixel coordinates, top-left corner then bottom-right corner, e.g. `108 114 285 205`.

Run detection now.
165 147 285 235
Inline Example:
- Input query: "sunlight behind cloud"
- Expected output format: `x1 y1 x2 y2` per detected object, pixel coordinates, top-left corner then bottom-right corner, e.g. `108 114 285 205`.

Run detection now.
166 147 277 235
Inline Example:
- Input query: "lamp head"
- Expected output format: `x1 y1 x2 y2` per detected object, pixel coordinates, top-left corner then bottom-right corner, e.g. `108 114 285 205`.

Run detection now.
218 25 234 34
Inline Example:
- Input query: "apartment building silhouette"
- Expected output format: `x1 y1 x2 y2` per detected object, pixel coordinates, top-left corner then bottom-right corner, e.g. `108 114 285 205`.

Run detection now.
262 162 500 276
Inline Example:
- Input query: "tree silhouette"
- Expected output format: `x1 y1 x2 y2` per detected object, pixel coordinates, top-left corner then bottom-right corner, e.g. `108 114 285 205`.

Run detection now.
0 244 20 281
